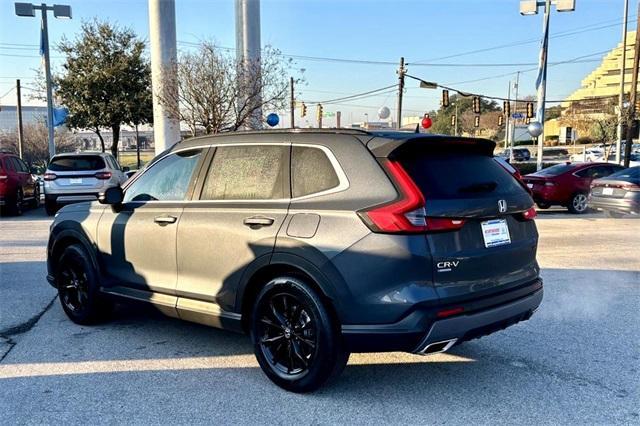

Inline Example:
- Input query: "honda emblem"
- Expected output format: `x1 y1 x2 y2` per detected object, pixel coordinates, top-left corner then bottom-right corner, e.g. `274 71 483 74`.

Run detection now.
498 199 507 213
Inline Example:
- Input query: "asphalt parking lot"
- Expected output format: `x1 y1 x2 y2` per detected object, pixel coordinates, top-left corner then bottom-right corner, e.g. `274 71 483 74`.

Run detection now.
1 207 638 425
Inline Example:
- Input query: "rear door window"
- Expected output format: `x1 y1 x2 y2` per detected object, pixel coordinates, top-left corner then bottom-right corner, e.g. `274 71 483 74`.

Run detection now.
200 145 289 200
400 153 528 199
48 155 106 172
291 146 340 198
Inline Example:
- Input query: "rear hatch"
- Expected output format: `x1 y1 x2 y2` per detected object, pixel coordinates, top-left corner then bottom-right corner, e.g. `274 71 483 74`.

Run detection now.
45 155 109 191
369 136 539 303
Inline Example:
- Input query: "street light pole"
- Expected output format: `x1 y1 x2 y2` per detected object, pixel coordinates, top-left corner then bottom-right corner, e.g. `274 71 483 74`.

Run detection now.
14 2 72 160
616 0 629 164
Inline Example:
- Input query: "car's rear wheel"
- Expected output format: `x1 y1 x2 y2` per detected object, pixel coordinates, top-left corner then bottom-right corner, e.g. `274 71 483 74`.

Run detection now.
250 277 349 393
568 192 589 214
536 202 551 209
8 190 24 216
56 244 112 325
29 185 41 209
45 198 57 216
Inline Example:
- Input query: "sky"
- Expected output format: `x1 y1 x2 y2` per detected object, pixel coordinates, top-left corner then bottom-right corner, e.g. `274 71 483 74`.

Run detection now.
0 0 636 127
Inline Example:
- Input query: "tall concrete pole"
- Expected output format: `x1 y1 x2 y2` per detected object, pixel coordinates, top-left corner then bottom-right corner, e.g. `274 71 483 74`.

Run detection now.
623 8 640 168
615 0 629 164
535 0 551 172
16 79 24 160
149 0 181 155
41 8 56 159
235 0 262 130
396 57 405 130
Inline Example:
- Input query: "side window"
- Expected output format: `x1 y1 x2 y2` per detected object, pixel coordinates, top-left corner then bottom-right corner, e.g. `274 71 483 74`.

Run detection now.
17 158 29 173
10 158 24 172
3 158 15 172
123 149 202 202
200 145 288 200
291 146 340 198
109 155 121 170
590 166 609 179
575 167 592 178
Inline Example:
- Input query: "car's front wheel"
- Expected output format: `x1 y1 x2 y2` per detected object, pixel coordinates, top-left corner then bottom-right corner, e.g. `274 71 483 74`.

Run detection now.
250 277 349 393
56 244 112 325
568 192 589 214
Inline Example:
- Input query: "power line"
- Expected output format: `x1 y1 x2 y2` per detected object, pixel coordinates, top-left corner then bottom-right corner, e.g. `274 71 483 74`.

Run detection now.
303 85 397 105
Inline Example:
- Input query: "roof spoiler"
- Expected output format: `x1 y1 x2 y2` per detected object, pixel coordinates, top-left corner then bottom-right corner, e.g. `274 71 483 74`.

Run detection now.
366 135 496 158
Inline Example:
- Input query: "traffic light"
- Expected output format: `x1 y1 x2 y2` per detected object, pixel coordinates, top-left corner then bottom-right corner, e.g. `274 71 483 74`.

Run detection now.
301 102 307 117
498 114 504 126
317 104 323 120
473 96 481 114
451 114 456 126
503 101 510 117
442 90 449 107
526 102 534 118
525 117 531 125
474 115 480 128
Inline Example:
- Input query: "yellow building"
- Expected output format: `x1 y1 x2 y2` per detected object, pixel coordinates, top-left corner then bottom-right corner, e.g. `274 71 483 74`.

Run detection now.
563 30 639 107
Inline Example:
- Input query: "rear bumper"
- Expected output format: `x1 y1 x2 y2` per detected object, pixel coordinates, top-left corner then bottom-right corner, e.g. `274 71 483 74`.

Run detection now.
589 196 639 214
342 279 543 353
46 193 99 204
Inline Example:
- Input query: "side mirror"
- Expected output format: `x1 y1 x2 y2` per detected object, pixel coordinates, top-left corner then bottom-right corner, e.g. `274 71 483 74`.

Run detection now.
121 166 130 172
99 186 124 205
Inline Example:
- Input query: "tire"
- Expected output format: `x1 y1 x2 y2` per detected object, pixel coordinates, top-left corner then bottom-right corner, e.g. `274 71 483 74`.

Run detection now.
536 202 551 209
568 192 589 214
29 185 41 209
45 199 57 216
250 276 349 393
8 190 24 216
55 244 112 325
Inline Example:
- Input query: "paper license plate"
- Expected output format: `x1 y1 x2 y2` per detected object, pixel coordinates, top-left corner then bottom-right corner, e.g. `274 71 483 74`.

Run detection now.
481 219 511 248
69 178 83 184
602 187 614 195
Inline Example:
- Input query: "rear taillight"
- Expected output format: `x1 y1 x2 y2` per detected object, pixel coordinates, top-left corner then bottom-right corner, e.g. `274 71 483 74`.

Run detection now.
359 160 465 234
623 184 640 192
43 173 57 181
94 171 112 180
436 307 465 318
520 206 537 221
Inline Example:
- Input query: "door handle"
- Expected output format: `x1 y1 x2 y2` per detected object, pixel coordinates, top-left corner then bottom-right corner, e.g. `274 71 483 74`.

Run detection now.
243 216 275 228
154 215 177 225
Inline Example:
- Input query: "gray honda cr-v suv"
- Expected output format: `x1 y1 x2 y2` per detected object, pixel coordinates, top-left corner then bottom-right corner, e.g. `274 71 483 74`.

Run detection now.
47 129 543 392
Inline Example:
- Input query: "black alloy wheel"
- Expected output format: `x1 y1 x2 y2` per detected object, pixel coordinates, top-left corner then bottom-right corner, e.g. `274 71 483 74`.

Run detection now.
56 244 112 324
257 291 318 378
251 277 349 393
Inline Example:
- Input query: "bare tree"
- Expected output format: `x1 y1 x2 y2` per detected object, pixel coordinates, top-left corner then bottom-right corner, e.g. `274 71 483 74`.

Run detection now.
160 42 303 135
0 123 76 169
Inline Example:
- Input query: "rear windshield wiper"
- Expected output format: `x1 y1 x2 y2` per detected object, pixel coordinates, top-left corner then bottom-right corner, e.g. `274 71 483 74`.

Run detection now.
458 181 497 193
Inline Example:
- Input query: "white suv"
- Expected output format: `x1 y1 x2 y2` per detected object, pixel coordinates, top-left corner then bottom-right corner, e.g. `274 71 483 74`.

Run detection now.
44 152 128 215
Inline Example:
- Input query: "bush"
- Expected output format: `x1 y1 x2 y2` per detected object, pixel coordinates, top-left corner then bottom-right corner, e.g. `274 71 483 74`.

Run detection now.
575 137 593 145
513 162 558 176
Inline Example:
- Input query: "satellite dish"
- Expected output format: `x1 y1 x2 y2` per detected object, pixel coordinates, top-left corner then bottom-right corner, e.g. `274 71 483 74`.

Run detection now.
378 106 391 120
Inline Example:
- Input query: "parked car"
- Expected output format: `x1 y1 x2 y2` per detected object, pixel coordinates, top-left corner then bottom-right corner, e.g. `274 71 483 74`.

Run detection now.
498 148 531 162
589 166 640 217
0 151 40 215
542 147 569 161
47 130 543 392
43 152 128 215
569 147 604 163
522 162 624 213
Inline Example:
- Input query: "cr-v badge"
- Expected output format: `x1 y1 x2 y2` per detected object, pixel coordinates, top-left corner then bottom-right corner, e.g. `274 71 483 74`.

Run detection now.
437 261 460 272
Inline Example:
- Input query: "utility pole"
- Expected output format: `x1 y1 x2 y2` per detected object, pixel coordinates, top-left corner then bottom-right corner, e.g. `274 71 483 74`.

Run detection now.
149 0 181 155
336 111 341 128
510 72 520 162
16 79 24 160
535 0 551 171
290 77 295 128
504 80 511 150
454 103 459 136
616 0 630 164
396 57 405 130
135 124 141 169
623 4 640 168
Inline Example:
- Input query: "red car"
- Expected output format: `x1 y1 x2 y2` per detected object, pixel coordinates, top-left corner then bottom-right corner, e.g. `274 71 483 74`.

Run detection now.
0 152 40 216
522 162 624 214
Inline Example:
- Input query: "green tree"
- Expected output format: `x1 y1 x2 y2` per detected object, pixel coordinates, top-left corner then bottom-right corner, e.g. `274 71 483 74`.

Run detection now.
54 19 152 155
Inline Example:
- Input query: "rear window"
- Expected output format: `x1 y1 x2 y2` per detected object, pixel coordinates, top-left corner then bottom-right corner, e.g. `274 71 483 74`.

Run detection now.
400 154 527 199
603 166 640 184
48 155 106 172
535 164 575 176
